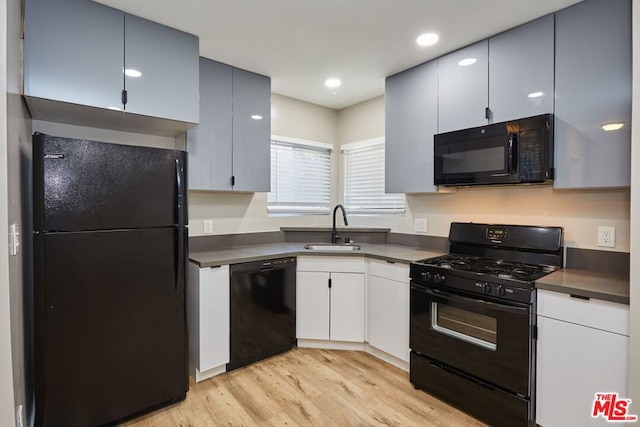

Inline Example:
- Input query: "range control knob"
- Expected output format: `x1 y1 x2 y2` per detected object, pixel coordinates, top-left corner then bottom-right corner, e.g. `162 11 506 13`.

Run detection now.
421 271 432 282
432 274 444 284
498 286 507 296
483 283 493 294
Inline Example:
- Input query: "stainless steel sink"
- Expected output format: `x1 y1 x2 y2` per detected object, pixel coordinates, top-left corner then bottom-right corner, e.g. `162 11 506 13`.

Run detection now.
303 243 361 251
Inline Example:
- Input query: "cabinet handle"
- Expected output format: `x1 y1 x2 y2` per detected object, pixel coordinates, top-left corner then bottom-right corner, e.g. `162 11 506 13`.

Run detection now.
231 175 235 186
386 260 396 264
121 89 128 106
570 294 590 301
485 107 491 120
328 278 332 288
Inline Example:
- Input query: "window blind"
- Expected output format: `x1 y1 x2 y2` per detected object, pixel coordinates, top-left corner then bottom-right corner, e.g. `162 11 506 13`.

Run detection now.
343 139 405 214
268 140 331 214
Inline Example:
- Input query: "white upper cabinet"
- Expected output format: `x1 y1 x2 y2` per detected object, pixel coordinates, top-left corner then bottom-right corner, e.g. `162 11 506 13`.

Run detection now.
488 15 555 123
437 41 489 134
554 0 631 189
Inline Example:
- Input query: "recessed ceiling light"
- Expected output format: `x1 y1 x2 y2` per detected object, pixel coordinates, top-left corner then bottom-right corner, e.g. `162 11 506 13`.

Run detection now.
457 58 477 67
416 33 439 47
251 115 263 120
602 123 624 131
528 92 544 98
325 78 341 88
124 69 142 78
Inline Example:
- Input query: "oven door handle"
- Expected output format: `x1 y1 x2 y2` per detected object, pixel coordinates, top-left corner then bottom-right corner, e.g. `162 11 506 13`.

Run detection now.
411 284 529 314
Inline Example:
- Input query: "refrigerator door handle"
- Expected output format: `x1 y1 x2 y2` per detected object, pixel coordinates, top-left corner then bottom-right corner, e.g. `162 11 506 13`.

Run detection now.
175 228 185 293
175 159 184 227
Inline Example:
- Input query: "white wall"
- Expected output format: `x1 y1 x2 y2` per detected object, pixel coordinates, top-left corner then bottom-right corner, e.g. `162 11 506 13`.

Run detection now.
338 96 631 252
0 0 17 424
628 0 639 407
188 93 339 236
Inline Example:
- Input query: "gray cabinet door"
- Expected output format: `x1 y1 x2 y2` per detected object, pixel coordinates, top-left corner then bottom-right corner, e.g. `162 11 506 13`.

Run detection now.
24 0 123 110
385 61 438 193
489 15 554 123
124 14 199 124
187 59 233 191
231 68 271 192
438 41 489 133
554 0 631 189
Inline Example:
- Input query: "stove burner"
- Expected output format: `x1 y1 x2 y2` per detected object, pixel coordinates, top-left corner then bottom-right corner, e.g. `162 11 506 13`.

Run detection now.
416 253 559 283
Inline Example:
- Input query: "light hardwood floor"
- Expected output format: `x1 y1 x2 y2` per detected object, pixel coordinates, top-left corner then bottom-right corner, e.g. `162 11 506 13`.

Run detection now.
120 348 486 426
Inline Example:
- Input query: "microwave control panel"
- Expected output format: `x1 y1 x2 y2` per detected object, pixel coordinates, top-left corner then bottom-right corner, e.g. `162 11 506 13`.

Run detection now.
519 130 544 179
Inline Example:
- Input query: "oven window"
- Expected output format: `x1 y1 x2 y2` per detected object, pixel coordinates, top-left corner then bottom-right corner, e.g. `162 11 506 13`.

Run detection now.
441 145 505 174
431 303 497 350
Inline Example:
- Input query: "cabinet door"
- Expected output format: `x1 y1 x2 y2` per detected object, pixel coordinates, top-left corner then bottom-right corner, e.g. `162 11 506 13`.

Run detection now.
296 271 330 340
488 15 554 123
124 13 199 123
385 61 438 193
23 0 123 110
232 68 271 192
554 0 631 189
330 273 365 342
369 275 409 361
536 316 629 427
198 266 230 371
187 59 234 191
438 41 489 133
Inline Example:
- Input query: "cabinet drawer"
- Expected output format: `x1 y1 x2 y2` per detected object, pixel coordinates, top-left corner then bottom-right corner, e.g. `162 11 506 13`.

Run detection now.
369 259 409 282
297 256 365 273
537 289 629 336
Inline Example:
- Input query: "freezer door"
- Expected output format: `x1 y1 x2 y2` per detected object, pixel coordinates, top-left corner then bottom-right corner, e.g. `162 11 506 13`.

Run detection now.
34 228 188 427
33 133 187 231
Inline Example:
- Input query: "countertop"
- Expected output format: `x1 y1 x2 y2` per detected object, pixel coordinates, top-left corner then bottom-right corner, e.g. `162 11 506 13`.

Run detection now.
535 269 629 305
190 242 630 305
189 242 445 268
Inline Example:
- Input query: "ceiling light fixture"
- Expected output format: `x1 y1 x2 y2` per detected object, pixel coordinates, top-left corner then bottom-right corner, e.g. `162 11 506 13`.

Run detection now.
251 115 263 120
124 69 142 78
416 33 439 47
325 78 341 88
528 92 544 98
457 58 477 67
602 123 624 131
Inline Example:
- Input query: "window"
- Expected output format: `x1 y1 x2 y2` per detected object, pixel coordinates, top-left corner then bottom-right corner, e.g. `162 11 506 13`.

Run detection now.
268 136 332 214
342 138 405 214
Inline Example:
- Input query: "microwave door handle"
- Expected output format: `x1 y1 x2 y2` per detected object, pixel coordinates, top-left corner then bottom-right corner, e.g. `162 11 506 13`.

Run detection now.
507 133 518 174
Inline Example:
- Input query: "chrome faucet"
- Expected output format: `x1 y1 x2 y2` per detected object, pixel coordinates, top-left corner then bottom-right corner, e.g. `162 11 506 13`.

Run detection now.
331 204 349 244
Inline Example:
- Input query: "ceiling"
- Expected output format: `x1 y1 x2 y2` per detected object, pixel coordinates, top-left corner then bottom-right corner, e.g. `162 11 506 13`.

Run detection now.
93 0 583 110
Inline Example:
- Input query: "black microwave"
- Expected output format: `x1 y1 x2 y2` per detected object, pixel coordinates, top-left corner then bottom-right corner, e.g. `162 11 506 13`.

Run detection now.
434 114 553 186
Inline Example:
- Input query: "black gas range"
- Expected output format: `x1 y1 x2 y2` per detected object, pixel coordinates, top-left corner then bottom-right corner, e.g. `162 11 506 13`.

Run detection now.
409 222 563 427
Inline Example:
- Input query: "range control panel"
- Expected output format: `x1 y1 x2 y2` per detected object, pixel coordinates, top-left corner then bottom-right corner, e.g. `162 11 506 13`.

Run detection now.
486 227 510 242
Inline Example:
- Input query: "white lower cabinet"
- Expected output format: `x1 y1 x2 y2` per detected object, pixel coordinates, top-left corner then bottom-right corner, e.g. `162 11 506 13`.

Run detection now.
368 259 410 362
297 256 365 342
536 289 630 427
187 262 230 382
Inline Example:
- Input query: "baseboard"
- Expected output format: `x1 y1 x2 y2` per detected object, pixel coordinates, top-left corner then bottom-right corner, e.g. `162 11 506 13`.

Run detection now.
191 364 226 382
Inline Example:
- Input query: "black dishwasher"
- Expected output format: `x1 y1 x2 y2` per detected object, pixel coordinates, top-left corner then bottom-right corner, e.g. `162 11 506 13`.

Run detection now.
227 257 296 371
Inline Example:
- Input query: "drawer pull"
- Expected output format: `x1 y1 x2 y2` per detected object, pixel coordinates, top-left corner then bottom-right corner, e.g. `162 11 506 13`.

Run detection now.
570 294 590 301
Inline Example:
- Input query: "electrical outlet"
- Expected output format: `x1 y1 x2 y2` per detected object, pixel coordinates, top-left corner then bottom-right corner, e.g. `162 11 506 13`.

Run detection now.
598 226 615 248
203 219 214 235
414 218 428 233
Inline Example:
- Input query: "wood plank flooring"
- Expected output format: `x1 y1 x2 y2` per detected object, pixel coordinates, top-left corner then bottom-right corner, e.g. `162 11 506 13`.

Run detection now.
120 348 486 426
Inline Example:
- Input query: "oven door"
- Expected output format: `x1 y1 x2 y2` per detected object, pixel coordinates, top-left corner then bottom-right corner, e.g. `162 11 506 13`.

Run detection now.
410 283 532 396
434 124 518 186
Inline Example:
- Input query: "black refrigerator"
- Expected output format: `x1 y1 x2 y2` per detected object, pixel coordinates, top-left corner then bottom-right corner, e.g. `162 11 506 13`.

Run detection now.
32 133 188 426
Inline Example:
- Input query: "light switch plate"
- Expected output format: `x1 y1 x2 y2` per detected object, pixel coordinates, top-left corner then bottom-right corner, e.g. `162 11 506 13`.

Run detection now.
203 219 214 235
414 218 428 233
9 223 19 256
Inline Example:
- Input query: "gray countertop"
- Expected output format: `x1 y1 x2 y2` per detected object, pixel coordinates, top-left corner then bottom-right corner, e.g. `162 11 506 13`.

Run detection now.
189 242 445 268
190 242 629 305
535 269 629 305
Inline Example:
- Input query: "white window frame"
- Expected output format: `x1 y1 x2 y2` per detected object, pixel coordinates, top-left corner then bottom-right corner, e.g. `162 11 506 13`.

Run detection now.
342 137 405 215
268 135 333 215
